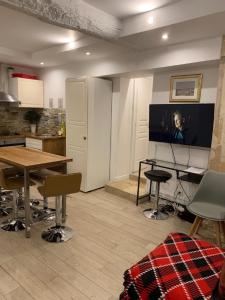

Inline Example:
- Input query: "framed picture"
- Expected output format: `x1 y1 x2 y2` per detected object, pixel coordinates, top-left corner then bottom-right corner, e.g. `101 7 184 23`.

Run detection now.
169 74 203 102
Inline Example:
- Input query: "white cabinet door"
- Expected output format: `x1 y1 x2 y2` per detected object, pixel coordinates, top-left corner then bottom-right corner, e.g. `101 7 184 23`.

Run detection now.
66 79 88 191
10 78 44 108
25 138 42 150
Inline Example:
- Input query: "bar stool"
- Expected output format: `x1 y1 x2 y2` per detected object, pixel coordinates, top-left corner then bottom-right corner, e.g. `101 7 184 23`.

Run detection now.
0 163 23 216
0 168 34 231
38 172 82 243
30 169 60 221
143 169 172 220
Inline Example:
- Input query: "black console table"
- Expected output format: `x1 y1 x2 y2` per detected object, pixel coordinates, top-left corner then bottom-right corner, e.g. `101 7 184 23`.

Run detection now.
136 159 206 206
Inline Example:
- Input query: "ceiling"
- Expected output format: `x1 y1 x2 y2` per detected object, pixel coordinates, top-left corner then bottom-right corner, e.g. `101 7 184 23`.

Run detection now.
0 6 84 53
122 11 225 50
83 0 181 18
0 0 224 68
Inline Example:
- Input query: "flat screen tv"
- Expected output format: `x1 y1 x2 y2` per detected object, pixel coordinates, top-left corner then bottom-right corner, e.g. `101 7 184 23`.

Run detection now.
149 103 215 148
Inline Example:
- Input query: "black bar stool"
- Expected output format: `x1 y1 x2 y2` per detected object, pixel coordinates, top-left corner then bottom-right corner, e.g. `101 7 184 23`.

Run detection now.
143 169 172 220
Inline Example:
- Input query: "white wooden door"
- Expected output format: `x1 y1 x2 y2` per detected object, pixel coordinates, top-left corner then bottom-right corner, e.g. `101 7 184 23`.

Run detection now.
66 79 88 191
132 77 153 172
86 78 112 191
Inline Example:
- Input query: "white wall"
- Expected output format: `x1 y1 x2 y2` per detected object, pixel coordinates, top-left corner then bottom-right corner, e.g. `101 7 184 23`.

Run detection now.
40 37 221 108
149 64 219 203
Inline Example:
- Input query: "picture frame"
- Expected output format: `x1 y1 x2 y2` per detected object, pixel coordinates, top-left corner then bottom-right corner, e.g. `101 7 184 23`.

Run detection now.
169 74 203 102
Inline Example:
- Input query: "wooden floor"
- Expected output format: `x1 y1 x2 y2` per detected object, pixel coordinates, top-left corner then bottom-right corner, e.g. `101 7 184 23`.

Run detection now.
0 188 217 300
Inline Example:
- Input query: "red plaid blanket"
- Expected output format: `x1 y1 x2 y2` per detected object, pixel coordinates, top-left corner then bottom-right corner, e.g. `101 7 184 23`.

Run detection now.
120 232 225 300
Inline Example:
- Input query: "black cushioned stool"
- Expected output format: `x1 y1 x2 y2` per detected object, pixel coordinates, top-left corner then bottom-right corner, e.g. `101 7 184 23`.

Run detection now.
143 169 172 220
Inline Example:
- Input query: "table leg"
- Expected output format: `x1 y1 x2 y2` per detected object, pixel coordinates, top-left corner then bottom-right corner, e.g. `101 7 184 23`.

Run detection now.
62 195 66 224
24 169 31 238
136 162 142 206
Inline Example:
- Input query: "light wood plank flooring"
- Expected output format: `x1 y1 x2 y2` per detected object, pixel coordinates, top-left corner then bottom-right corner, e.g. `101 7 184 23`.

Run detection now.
0 188 218 299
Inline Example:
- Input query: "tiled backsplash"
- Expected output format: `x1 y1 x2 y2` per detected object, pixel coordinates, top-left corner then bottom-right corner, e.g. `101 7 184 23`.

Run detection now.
0 106 65 135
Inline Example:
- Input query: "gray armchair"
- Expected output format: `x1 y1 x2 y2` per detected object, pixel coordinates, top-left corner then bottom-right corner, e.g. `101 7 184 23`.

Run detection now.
187 170 225 247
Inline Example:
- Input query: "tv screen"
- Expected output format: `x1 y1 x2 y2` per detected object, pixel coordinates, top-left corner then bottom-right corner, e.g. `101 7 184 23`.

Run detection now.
149 103 215 148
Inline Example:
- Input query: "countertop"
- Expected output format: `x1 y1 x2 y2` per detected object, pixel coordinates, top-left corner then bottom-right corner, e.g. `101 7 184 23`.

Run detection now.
0 135 25 140
25 134 66 140
0 134 66 140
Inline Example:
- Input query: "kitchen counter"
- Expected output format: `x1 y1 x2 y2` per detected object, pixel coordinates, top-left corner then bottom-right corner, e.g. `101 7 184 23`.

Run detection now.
25 134 66 140
26 135 66 156
0 135 25 140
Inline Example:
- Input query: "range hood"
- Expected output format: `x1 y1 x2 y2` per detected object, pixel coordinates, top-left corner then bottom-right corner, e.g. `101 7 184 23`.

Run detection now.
0 91 20 104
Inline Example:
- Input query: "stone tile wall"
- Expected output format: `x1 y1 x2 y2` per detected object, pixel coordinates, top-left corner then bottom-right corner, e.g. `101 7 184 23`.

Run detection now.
0 106 65 135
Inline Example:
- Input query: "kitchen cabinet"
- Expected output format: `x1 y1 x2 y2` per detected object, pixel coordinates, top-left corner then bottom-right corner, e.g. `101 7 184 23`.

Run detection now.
25 136 66 156
66 78 112 192
9 78 44 108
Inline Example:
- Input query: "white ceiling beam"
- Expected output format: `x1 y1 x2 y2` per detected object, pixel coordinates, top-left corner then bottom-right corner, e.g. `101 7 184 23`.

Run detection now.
0 0 122 39
32 36 98 59
121 0 225 37
0 46 30 59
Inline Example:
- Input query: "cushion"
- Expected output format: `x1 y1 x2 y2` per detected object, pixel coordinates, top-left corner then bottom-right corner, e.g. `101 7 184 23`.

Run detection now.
144 170 172 182
120 232 225 300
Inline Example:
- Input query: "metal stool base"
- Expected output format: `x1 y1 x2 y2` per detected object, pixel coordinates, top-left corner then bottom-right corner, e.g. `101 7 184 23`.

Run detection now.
30 199 40 206
32 208 56 222
0 192 13 204
42 226 73 243
1 219 26 231
0 207 13 217
143 208 169 220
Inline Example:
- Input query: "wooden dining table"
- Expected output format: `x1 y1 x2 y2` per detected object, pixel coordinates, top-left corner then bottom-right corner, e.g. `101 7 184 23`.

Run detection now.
0 146 72 238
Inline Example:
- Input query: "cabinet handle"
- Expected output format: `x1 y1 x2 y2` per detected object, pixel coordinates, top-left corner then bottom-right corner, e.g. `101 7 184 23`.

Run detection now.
83 137 87 140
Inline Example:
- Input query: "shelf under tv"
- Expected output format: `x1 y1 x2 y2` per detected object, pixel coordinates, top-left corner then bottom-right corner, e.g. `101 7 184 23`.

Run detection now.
178 173 203 184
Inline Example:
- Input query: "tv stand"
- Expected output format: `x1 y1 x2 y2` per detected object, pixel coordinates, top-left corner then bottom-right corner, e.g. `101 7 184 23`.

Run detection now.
136 159 206 206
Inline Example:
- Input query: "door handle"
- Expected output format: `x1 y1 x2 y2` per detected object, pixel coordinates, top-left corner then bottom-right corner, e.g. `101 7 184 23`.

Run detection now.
83 137 87 140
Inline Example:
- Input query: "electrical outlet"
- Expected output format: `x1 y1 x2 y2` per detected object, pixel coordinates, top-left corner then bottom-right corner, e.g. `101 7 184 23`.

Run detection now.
176 188 183 199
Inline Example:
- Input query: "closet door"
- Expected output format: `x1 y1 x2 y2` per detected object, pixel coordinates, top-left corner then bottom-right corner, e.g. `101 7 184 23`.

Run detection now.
86 78 112 191
132 77 153 172
66 79 88 191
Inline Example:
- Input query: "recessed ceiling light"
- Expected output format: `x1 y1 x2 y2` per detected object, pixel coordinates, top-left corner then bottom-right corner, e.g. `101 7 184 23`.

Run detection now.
162 33 169 40
67 41 76 48
40 62 44 65
86 52 91 56
147 16 154 25
138 3 153 13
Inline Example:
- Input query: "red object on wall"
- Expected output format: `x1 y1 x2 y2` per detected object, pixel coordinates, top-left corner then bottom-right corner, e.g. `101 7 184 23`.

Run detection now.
12 73 39 80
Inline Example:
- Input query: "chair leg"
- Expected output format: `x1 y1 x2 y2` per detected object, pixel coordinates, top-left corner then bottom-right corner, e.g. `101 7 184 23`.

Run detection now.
1 189 25 232
148 180 151 202
195 218 203 234
143 182 168 220
41 195 73 243
43 197 48 209
215 222 222 248
189 216 203 236
55 195 62 227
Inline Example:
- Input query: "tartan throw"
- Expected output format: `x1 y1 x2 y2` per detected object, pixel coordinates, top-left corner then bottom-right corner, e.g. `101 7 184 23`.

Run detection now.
120 232 225 300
